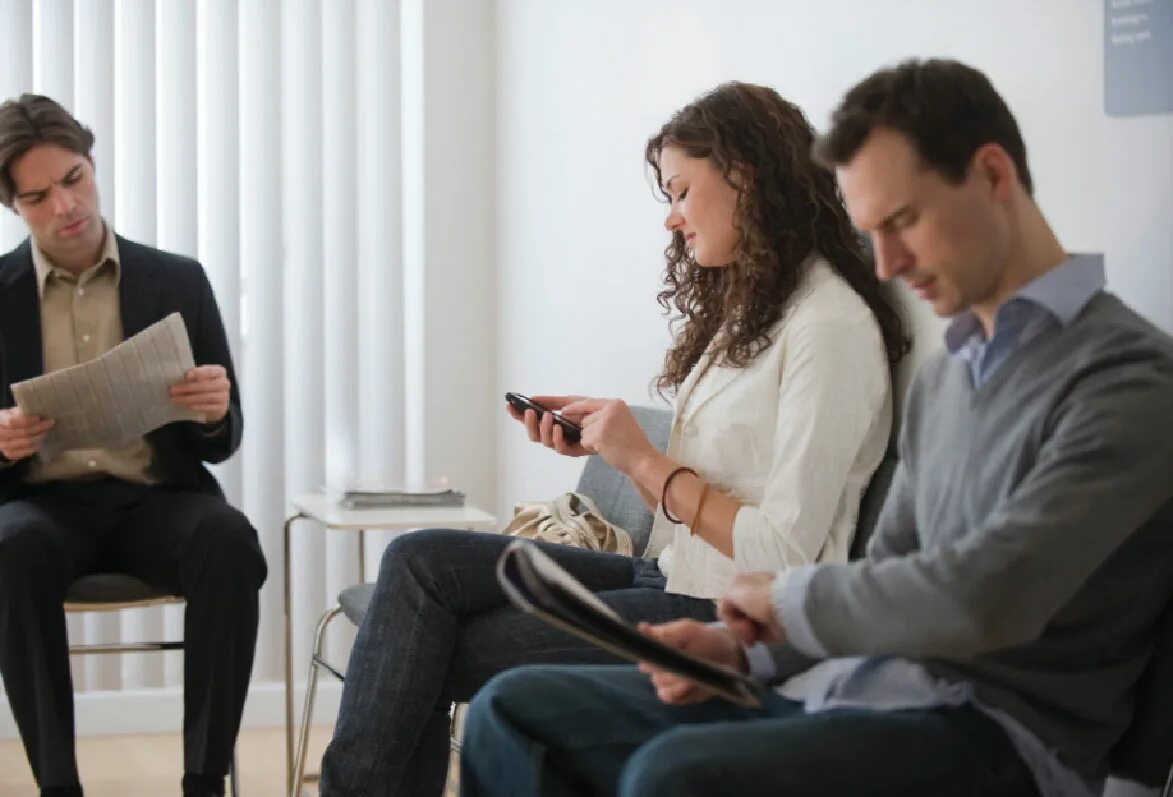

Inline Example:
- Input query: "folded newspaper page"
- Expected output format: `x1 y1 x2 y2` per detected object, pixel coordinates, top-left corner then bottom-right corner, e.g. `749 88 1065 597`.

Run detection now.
11 312 203 459
497 539 763 708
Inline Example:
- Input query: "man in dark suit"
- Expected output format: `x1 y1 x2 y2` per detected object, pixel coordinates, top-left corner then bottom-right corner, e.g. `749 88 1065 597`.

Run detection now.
0 94 266 797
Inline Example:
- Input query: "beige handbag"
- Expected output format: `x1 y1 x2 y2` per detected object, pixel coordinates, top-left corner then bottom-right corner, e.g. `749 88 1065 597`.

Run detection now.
504 492 633 556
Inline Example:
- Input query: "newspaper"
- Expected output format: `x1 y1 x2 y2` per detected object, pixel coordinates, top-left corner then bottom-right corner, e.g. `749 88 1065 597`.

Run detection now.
497 539 764 708
11 312 202 459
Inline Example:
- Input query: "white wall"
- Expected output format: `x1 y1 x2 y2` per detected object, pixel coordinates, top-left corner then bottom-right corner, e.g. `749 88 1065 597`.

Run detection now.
407 0 499 513
493 0 1173 516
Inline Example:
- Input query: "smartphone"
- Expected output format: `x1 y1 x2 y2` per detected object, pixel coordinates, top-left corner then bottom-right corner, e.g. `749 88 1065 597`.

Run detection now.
505 392 582 443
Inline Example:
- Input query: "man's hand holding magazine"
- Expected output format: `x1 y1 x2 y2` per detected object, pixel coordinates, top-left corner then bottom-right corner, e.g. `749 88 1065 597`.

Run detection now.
637 620 747 704
496 539 765 708
639 570 788 704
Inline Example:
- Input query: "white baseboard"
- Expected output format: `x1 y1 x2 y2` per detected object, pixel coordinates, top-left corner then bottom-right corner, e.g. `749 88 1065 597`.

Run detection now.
0 678 342 741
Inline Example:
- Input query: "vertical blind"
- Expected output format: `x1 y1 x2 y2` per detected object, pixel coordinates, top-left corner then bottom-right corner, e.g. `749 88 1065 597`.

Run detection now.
0 0 407 698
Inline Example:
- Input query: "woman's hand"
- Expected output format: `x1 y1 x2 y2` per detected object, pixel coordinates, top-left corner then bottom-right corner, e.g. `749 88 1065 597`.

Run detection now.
506 394 592 457
562 398 658 476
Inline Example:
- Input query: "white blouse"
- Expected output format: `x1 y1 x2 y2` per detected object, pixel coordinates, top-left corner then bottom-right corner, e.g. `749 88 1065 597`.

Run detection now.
646 256 893 600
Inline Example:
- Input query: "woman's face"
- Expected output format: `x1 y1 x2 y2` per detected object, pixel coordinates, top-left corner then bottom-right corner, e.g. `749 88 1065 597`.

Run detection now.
659 145 742 267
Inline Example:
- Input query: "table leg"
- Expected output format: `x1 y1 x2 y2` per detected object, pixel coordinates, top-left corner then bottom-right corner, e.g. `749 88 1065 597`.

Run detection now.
358 527 366 585
284 511 308 796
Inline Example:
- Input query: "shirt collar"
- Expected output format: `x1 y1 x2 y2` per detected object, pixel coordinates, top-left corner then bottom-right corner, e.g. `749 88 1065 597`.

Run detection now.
32 220 121 298
944 253 1105 355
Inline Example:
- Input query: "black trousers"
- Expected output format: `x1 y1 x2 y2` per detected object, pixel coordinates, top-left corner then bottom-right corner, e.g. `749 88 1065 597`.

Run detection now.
0 478 267 795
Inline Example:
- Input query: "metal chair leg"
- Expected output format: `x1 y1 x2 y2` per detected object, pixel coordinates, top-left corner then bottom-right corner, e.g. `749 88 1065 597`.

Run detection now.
290 605 344 797
449 702 463 753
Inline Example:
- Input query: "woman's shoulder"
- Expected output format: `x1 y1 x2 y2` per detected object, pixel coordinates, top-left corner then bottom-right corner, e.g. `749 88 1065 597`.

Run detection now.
783 254 879 331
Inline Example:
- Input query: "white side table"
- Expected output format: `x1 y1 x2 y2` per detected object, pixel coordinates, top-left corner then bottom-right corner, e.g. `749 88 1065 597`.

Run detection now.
282 493 497 793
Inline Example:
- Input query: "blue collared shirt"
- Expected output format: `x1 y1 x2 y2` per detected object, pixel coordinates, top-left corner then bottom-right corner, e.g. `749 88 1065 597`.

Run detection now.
747 255 1140 797
946 252 1106 387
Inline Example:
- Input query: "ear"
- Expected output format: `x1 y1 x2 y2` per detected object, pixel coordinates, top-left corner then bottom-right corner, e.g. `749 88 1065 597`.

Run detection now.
971 143 1019 201
727 161 754 191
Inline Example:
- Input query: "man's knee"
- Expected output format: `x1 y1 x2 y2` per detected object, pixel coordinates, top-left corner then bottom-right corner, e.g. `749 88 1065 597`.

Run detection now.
0 505 59 583
463 667 534 750
187 506 266 587
619 727 714 797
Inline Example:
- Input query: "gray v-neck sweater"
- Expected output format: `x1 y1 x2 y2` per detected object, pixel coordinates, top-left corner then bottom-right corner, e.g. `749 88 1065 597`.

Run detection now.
778 292 1173 780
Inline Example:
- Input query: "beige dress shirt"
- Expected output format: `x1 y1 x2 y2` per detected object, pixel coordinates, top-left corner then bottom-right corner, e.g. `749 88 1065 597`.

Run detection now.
26 226 156 484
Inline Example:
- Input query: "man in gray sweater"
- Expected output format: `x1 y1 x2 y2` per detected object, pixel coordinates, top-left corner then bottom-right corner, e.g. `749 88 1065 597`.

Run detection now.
457 59 1173 797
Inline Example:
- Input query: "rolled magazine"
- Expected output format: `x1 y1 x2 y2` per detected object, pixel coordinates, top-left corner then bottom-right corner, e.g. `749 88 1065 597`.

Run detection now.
496 538 763 708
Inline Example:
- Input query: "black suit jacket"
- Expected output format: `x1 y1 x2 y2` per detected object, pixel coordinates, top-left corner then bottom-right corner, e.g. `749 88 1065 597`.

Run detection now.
0 234 243 503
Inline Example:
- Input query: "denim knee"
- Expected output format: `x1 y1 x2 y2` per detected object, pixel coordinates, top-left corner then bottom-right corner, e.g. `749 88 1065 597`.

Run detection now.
379 528 466 571
463 666 549 746
618 725 711 797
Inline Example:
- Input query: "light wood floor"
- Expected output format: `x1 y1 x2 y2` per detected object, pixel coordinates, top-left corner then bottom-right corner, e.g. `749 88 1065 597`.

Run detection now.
0 724 460 797
2 714 465 796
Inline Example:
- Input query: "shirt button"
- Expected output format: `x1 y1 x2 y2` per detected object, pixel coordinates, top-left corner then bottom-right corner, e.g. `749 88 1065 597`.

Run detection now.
81 333 91 343
87 460 97 468
684 423 699 438
77 288 85 297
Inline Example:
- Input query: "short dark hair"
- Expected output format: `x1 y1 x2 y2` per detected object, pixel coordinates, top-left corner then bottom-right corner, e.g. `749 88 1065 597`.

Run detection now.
814 59 1033 195
0 94 95 209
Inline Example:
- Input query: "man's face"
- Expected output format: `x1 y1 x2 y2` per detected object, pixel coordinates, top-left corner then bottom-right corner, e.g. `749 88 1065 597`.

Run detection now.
9 144 104 264
836 127 1010 319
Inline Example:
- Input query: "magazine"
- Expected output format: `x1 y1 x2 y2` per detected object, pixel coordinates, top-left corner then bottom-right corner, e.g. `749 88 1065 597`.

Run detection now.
496 539 763 708
330 485 466 509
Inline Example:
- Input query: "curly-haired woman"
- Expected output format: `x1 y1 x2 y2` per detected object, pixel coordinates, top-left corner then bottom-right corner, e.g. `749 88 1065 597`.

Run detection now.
318 82 907 797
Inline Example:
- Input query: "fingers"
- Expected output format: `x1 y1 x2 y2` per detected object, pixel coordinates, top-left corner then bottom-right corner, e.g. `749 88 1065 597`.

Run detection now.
170 367 230 422
718 598 782 646
0 408 52 430
183 364 227 381
560 397 605 422
516 408 540 442
640 618 698 648
0 411 54 460
170 377 230 398
528 395 583 411
637 662 713 705
510 401 592 456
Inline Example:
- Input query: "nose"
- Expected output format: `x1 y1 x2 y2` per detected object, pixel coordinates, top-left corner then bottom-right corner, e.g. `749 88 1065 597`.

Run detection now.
872 230 912 282
664 205 683 232
52 188 77 217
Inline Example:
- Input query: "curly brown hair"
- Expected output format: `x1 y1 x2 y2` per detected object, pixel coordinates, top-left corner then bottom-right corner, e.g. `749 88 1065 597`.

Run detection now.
646 82 908 394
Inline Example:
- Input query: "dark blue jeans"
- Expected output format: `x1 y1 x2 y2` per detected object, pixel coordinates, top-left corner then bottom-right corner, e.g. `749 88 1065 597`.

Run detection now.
318 530 716 797
461 664 1042 797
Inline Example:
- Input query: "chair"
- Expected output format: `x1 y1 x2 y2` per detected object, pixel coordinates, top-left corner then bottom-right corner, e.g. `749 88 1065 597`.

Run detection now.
287 406 674 796
849 449 899 561
1106 595 1173 796
64 573 239 797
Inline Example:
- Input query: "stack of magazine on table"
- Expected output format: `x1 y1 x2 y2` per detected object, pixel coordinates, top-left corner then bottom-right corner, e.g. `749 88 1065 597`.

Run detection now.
332 483 466 510
496 539 764 708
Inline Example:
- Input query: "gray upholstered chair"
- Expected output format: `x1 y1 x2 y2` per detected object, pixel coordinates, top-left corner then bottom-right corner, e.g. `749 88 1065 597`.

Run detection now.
64 573 240 796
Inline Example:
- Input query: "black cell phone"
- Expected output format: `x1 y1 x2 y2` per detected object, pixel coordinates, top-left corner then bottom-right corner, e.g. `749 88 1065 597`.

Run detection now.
505 392 582 443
